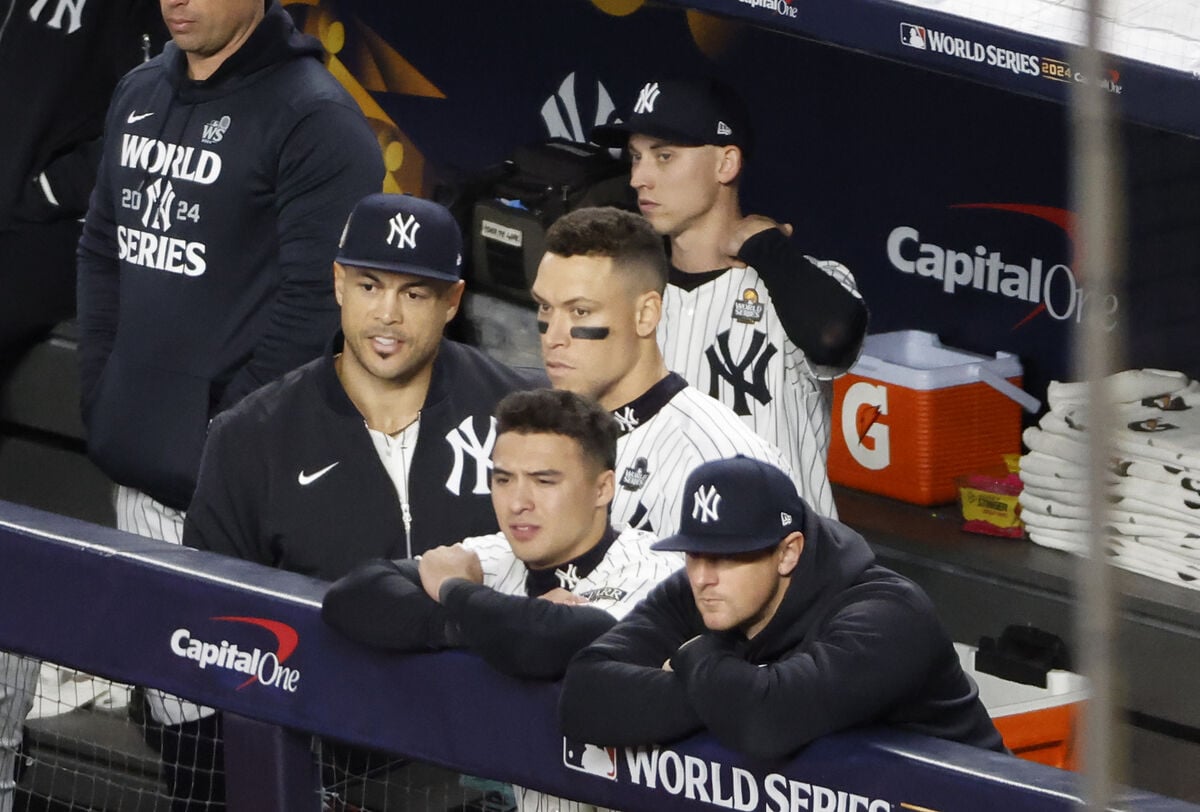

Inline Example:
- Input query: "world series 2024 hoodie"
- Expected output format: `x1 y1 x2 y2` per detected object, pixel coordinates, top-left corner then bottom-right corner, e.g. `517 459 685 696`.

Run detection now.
77 1 383 509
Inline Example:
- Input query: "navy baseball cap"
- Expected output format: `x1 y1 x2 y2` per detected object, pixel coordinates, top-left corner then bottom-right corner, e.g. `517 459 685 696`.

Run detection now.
590 78 753 155
651 456 806 555
336 193 463 282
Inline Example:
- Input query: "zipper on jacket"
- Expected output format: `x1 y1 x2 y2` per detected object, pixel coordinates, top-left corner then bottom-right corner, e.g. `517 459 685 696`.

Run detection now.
402 502 412 559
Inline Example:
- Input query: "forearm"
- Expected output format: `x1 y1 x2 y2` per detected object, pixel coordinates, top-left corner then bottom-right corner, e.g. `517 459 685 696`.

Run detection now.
559 655 703 745
738 228 867 371
440 581 618 679
323 560 456 650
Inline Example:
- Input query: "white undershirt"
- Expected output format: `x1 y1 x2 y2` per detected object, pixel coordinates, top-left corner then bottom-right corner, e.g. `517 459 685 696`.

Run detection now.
367 417 421 558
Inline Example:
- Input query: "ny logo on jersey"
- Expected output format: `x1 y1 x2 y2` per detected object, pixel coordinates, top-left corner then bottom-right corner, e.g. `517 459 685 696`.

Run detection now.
555 564 581 591
29 0 86 34
613 406 639 433
633 82 660 114
692 485 721 524
444 416 496 496
141 179 175 231
705 330 777 415
626 501 654 534
388 212 420 250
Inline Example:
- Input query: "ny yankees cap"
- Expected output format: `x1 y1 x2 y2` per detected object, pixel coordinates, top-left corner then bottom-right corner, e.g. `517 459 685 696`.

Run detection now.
336 193 463 282
590 78 753 155
651 456 806 555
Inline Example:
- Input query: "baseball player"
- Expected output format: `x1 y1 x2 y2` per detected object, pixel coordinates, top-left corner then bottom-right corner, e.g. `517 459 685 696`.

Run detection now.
533 206 809 536
560 456 1006 758
176 193 542 808
591 78 869 519
323 388 683 812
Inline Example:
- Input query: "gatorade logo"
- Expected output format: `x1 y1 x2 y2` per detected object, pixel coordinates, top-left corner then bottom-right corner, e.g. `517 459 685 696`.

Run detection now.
842 382 890 470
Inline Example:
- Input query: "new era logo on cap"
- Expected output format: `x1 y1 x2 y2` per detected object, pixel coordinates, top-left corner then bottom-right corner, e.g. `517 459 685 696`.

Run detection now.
651 456 808 555
336 193 462 283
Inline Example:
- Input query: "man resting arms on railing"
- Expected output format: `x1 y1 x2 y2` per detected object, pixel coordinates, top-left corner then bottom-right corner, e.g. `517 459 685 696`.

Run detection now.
559 456 1007 760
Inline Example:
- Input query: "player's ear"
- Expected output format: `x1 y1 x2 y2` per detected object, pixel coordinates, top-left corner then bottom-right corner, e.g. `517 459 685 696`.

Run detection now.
634 290 662 338
595 468 615 508
716 145 743 185
442 280 466 323
333 262 347 306
777 531 803 576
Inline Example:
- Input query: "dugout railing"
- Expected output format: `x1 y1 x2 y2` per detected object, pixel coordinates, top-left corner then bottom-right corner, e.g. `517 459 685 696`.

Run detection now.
1 500 1196 812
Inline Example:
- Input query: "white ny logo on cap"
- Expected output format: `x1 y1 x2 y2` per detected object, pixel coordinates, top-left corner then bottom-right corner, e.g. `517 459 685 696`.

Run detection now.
692 485 721 524
634 82 660 115
387 212 420 250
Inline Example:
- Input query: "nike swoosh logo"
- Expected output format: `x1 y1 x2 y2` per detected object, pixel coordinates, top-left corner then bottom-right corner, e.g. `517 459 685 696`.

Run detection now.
127 111 155 123
297 462 339 486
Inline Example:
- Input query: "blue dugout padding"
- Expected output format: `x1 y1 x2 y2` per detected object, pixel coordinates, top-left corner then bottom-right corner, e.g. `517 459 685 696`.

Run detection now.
0 499 1195 812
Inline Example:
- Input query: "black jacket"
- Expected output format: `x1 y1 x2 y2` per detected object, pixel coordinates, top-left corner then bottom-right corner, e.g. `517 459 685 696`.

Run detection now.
77 1 383 508
0 0 162 228
183 337 545 581
560 509 1005 760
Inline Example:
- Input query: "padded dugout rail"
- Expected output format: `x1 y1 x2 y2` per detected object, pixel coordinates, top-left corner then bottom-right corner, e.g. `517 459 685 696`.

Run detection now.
0 500 1194 811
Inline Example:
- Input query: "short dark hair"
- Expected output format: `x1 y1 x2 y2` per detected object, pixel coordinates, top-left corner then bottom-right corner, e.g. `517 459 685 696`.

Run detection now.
544 206 668 294
496 388 618 472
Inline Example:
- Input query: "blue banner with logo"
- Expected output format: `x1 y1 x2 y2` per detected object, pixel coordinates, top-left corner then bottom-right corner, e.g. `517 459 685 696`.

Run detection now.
283 0 1200 407
2 502 1196 811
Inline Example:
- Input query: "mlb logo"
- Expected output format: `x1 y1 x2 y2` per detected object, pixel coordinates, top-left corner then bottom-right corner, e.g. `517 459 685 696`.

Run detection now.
900 23 927 50
562 738 618 781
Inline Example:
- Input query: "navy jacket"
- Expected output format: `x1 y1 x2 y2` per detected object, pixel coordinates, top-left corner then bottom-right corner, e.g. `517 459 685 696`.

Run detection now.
183 337 546 581
77 1 383 508
560 508 1006 759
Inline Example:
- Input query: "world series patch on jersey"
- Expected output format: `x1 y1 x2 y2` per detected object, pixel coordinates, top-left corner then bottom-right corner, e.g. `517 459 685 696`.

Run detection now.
607 375 798 537
659 261 861 520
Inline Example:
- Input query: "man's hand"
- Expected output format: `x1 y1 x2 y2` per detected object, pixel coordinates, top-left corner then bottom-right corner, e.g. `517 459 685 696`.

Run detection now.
418 545 483 603
537 588 589 606
724 214 793 268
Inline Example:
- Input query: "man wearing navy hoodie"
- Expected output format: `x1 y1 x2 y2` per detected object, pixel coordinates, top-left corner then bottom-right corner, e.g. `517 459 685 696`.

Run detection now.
75 1 382 807
561 456 1006 759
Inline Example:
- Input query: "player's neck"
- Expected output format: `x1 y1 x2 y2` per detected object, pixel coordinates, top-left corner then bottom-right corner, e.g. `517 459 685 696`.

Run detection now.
597 347 670 412
336 355 432 436
670 198 742 274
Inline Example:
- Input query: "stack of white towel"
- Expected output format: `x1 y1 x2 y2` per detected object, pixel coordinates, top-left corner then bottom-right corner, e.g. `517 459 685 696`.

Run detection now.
1020 368 1200 591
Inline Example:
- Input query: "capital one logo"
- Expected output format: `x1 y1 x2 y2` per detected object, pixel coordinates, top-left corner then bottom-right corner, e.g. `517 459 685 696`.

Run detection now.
444 416 496 496
634 82 661 114
388 212 420 250
29 0 86 34
842 382 890 470
692 485 722 523
169 616 301 694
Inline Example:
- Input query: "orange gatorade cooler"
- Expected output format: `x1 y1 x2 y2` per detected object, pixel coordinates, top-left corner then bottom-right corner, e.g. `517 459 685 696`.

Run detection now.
957 643 1087 771
830 331 1037 505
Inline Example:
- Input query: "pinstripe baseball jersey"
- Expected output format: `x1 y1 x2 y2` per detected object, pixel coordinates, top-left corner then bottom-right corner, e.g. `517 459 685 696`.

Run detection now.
463 526 682 619
609 373 798 537
658 259 860 520
462 526 682 812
